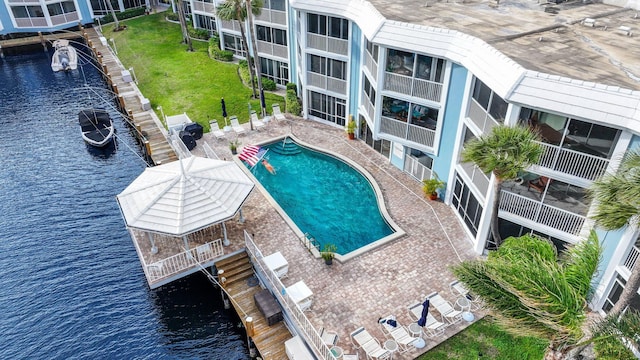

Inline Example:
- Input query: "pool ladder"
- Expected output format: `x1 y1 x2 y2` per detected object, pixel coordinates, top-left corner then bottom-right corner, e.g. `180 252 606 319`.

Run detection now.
302 233 320 254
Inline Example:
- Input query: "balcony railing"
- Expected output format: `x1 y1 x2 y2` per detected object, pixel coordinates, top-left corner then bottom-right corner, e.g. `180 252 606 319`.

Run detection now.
499 190 586 235
50 12 79 26
255 9 286 25
384 72 443 102
220 19 242 32
306 72 346 94
145 240 224 283
363 51 378 81
15 17 47 27
193 1 216 13
624 245 639 272
361 91 374 120
306 33 348 56
256 40 288 59
244 231 337 360
467 99 499 134
380 116 435 148
535 141 609 181
404 155 432 181
459 161 490 195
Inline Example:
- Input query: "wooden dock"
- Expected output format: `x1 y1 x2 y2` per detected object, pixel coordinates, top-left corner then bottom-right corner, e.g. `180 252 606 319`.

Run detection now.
216 252 291 360
0 31 81 51
82 27 177 165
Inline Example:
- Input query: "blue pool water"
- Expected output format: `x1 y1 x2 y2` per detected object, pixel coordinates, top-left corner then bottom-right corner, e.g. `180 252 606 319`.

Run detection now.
0 48 249 359
247 139 394 254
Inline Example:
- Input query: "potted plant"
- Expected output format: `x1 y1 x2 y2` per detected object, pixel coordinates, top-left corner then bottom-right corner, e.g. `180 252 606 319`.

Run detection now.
321 243 337 265
229 139 240 155
422 177 445 201
346 119 357 140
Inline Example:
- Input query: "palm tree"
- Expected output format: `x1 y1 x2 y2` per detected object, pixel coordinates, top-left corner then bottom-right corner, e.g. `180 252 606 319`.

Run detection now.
453 231 602 360
461 125 542 247
216 0 263 99
176 0 194 51
589 149 640 316
591 308 640 358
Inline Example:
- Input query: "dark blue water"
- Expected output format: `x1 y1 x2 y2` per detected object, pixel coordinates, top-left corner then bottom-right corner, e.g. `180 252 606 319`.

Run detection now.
249 141 394 255
0 48 250 359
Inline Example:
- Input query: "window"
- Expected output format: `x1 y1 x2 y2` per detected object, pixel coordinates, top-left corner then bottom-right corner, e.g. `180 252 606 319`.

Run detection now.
269 0 285 11
365 39 378 60
307 14 348 39
260 58 289 85
603 274 626 313
363 76 375 105
452 173 483 237
308 55 345 80
273 29 286 45
307 14 326 35
257 25 271 42
308 91 346 126
472 78 506 122
257 26 288 46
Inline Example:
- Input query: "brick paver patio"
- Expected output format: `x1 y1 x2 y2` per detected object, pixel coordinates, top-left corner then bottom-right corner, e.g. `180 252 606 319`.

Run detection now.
191 116 484 359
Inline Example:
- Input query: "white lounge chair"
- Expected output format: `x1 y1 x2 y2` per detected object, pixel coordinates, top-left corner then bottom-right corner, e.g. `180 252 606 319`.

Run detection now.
378 315 419 352
209 120 225 139
319 327 338 346
427 292 463 324
408 301 447 337
272 103 286 121
350 327 390 360
250 110 265 130
450 280 482 310
229 116 245 134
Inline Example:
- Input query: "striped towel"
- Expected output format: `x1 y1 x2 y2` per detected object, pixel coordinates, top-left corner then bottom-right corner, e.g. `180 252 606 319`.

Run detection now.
238 145 261 166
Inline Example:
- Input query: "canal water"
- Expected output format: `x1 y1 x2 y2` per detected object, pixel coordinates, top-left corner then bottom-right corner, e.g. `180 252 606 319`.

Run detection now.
0 47 250 359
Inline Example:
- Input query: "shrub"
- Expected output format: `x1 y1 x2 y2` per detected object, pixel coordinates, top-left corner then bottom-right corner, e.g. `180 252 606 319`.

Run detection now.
238 59 248 68
188 27 210 40
261 77 276 91
285 89 301 116
100 7 146 24
165 12 179 21
214 50 234 61
286 82 297 94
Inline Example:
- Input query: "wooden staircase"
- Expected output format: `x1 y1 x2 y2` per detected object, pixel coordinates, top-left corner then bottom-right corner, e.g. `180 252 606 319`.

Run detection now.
215 251 291 360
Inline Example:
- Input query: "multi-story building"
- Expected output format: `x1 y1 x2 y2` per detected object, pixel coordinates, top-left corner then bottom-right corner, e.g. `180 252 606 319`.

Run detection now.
2 0 637 315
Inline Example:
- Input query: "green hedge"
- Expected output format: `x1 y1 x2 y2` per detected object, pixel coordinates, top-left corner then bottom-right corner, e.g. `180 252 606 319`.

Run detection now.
285 89 301 116
99 7 146 24
188 27 210 40
261 77 276 91
286 82 297 94
165 12 179 21
208 37 234 61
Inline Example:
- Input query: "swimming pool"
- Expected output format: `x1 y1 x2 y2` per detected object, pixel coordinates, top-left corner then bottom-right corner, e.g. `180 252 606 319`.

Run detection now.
241 136 403 260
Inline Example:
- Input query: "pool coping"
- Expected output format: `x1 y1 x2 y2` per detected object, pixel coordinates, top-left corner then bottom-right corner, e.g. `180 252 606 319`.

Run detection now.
233 134 406 263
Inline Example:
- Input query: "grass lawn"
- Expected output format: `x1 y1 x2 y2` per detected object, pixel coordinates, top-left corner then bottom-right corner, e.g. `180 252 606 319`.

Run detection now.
417 317 548 360
101 13 284 131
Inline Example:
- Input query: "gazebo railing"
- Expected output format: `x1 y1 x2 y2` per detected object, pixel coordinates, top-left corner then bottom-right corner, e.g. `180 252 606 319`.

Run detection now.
145 240 224 282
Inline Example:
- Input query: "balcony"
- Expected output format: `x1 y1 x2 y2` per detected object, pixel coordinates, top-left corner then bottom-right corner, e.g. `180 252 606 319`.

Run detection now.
535 141 609 181
193 1 216 14
306 33 348 56
361 91 374 121
467 99 499 134
145 240 224 287
50 12 78 26
498 185 587 236
380 116 436 148
404 155 432 181
15 17 47 27
363 51 378 81
257 40 288 59
306 72 346 94
458 161 490 196
220 19 242 32
255 9 286 25
384 72 442 103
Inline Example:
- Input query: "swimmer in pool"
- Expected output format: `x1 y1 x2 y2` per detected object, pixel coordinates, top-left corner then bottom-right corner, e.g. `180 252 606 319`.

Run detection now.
262 159 276 174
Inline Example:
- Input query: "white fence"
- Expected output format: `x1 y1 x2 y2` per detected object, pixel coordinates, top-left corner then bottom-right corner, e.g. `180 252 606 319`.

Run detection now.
404 155 432 181
244 231 337 360
146 240 224 282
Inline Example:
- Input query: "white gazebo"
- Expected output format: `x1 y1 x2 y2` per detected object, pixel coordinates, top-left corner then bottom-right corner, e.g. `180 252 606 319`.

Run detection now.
116 156 255 287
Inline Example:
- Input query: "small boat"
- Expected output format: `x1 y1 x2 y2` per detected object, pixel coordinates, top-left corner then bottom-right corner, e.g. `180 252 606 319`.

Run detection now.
51 39 78 72
78 109 115 147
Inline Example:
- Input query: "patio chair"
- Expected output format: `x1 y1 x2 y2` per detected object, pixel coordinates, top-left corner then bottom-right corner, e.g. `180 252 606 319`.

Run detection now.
250 110 266 130
229 116 245 135
272 103 286 121
350 327 390 360
209 120 225 140
319 327 338 347
378 315 419 352
427 292 462 324
528 176 550 193
407 301 447 337
450 280 482 310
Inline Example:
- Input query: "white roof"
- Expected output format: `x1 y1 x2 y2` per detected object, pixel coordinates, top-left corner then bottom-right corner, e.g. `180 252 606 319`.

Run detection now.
116 157 254 236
